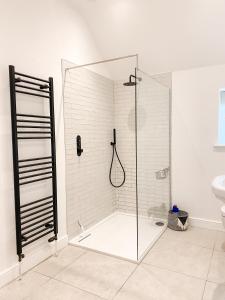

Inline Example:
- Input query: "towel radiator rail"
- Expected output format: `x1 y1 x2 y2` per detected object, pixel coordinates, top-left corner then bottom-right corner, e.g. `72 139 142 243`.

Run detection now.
9 65 58 262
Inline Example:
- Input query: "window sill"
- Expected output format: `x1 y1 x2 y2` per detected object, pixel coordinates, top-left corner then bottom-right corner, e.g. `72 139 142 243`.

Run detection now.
214 144 225 151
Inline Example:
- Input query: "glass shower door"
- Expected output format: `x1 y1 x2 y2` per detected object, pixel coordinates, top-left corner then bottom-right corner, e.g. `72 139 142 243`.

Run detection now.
136 69 171 260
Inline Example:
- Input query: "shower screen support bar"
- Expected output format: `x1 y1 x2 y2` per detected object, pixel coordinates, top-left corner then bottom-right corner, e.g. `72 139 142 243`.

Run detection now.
65 54 139 71
9 65 58 262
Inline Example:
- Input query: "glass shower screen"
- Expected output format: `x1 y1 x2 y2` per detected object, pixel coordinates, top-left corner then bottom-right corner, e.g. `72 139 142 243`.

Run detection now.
136 69 171 260
62 57 171 262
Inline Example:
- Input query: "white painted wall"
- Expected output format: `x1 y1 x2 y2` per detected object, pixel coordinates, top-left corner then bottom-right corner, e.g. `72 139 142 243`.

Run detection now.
0 0 102 286
172 64 225 228
72 0 225 74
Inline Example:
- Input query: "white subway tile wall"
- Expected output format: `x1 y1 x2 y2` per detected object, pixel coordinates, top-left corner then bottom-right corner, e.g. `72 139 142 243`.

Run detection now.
64 68 116 238
63 67 171 239
114 74 171 217
114 81 136 214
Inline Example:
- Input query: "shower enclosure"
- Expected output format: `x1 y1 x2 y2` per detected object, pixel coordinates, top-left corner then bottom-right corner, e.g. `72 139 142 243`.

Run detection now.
62 55 171 262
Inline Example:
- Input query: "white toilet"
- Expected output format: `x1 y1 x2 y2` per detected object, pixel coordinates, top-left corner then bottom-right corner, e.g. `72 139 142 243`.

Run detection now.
222 206 225 228
212 175 225 228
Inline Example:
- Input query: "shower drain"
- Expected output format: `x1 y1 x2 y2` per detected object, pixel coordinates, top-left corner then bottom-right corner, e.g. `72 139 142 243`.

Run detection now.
155 221 164 226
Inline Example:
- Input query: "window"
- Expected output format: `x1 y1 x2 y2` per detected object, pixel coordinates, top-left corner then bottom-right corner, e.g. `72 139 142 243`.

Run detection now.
218 90 225 145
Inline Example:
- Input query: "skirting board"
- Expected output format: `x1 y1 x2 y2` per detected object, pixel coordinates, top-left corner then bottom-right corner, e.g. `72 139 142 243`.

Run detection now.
0 235 68 289
189 217 225 231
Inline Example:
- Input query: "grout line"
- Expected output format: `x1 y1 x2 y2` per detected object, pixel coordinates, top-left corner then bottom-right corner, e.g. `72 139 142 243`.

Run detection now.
201 237 216 300
32 248 87 279
0 267 52 291
14 232 220 300
1 271 52 300
48 248 137 300
22 270 52 282
141 261 208 282
158 234 217 251
53 251 88 278
52 277 107 300
32 274 52 289
29 247 108 300
112 264 139 299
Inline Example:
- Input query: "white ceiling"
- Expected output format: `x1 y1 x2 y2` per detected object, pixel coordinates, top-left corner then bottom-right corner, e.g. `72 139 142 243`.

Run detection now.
69 0 225 74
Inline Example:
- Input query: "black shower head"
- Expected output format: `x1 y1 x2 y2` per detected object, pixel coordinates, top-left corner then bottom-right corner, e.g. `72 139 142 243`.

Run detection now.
123 74 142 86
123 81 136 86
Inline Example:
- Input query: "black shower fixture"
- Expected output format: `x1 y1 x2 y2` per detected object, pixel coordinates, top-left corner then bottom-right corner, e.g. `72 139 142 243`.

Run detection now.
76 135 83 156
123 74 142 86
109 129 126 188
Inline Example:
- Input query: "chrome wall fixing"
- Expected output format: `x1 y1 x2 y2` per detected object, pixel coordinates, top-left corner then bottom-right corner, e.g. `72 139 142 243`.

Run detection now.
155 167 170 180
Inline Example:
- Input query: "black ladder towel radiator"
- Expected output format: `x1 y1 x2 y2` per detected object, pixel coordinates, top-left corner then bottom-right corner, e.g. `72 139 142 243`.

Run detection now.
9 65 58 262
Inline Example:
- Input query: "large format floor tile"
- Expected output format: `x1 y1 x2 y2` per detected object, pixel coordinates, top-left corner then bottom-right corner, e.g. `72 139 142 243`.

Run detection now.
33 246 85 278
161 227 217 249
26 279 103 300
1 227 222 300
208 251 225 283
0 271 49 300
114 264 205 300
143 237 212 279
203 281 225 300
56 251 136 299
214 231 225 252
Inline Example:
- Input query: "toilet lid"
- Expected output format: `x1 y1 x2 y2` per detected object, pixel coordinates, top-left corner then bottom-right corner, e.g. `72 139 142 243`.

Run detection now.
221 206 225 216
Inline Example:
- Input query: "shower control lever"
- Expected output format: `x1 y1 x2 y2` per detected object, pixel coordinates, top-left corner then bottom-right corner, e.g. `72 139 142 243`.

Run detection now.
76 135 83 156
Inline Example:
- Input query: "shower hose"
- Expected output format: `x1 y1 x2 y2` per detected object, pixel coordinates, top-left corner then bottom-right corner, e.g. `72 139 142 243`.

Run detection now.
109 143 126 188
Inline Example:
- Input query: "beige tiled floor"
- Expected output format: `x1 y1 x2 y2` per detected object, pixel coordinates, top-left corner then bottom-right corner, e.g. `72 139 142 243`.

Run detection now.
0 227 225 300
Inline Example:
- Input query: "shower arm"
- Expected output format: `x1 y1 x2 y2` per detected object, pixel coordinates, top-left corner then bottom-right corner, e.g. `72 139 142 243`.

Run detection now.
130 75 136 81
130 75 141 82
